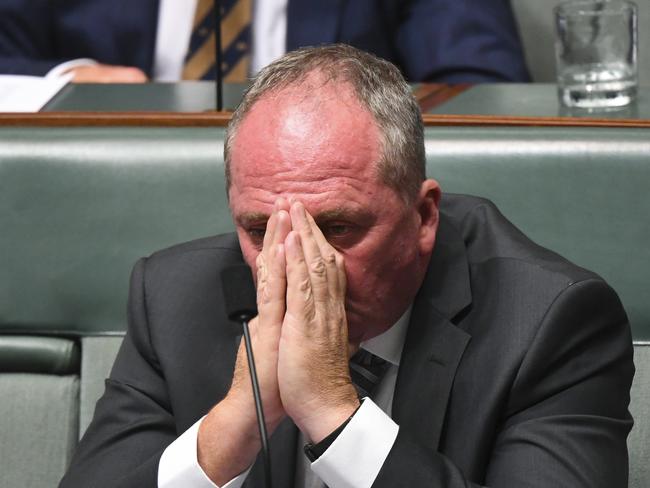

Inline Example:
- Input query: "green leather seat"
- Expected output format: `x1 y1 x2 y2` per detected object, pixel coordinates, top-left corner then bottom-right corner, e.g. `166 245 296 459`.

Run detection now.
0 337 80 488
1 124 648 485
424 126 650 341
2 126 648 338
630 343 650 488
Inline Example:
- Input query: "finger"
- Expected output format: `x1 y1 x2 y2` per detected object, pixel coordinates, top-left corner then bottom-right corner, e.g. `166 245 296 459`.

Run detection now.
261 209 278 254
272 210 291 248
304 210 343 299
267 242 286 307
336 252 346 298
264 210 289 305
284 230 315 323
289 202 331 303
257 209 286 323
275 197 290 213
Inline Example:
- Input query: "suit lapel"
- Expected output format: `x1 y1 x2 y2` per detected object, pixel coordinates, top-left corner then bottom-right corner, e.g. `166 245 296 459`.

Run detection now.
286 0 346 51
392 213 472 451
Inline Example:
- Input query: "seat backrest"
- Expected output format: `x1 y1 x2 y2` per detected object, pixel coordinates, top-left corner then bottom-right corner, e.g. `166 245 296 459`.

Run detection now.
629 343 650 488
0 336 80 488
2 123 648 485
425 126 650 340
0 127 230 337
3 125 648 339
510 0 650 84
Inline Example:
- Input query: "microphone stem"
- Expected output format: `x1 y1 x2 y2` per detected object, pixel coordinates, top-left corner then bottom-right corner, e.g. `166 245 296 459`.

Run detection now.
241 319 273 488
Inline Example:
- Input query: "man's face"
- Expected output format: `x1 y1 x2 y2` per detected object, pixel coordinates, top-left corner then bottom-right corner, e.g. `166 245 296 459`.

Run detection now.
228 79 439 342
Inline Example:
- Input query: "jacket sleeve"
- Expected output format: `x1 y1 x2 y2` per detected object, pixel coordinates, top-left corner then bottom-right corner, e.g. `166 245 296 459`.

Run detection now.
372 279 634 487
395 0 530 82
59 258 177 487
0 0 68 75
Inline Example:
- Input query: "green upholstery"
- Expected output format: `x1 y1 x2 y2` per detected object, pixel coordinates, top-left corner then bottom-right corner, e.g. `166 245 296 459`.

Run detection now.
630 343 650 488
0 127 229 335
0 374 79 488
78 335 124 436
511 0 650 84
2 126 649 338
424 126 650 340
0 336 79 374
1 124 648 485
0 337 80 487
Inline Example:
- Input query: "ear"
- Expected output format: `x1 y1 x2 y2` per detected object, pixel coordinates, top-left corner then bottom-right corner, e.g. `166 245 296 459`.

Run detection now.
416 179 441 256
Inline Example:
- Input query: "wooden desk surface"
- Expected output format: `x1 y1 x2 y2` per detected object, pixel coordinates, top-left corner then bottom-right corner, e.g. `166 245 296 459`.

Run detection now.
0 82 649 128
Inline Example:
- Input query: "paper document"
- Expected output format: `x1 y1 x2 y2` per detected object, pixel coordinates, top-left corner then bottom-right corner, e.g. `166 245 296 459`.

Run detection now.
0 74 71 112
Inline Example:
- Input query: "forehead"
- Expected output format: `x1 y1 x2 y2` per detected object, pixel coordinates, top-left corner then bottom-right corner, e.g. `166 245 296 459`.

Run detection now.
228 79 385 206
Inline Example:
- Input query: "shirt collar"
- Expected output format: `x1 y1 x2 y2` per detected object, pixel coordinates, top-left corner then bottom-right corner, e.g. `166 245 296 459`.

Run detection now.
359 306 412 367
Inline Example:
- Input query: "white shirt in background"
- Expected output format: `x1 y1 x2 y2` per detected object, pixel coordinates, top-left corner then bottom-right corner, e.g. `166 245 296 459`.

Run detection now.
49 0 288 81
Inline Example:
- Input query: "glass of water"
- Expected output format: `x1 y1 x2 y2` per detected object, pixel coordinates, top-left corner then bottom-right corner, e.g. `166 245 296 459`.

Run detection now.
555 0 638 109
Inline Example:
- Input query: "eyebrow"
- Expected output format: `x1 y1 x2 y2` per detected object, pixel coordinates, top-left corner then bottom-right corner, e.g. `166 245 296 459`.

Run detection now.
236 207 374 227
314 208 368 223
236 212 270 227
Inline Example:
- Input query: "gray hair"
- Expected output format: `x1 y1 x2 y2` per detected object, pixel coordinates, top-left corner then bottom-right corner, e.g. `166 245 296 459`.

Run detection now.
224 44 425 203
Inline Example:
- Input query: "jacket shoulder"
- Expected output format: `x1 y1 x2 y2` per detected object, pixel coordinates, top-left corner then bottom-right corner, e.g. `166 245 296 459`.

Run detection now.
147 233 242 262
439 193 599 284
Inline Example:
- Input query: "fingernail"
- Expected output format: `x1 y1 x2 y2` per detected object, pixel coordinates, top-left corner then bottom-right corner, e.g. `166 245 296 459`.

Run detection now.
294 201 306 219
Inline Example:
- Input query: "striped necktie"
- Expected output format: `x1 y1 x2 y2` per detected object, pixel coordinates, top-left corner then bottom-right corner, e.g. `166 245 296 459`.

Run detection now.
182 0 252 82
349 349 389 398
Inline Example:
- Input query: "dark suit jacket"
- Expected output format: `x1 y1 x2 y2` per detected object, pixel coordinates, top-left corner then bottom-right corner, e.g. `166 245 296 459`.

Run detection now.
60 194 633 487
0 0 529 82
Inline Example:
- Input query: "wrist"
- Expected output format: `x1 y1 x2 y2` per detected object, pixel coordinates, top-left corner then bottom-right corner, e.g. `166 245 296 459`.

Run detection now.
304 400 362 461
300 395 361 443
226 385 285 433
197 398 263 484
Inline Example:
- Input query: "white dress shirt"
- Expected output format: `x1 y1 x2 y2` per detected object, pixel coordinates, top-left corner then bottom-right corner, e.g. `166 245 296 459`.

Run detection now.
158 308 411 488
47 0 287 80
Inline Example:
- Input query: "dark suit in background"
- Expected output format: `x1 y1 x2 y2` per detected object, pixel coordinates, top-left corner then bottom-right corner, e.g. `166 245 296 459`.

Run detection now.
60 194 633 487
0 0 530 82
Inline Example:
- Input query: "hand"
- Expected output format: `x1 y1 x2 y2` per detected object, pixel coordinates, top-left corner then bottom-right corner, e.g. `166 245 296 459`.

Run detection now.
68 64 148 83
278 201 360 443
197 201 291 484
229 200 292 428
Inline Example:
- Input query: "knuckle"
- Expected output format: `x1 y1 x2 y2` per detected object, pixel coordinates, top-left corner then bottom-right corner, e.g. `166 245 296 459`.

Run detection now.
324 252 337 266
256 256 267 278
259 285 271 304
298 278 311 294
309 257 327 276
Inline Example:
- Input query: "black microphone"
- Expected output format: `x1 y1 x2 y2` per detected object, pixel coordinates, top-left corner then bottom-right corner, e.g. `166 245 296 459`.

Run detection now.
222 264 257 322
221 265 272 488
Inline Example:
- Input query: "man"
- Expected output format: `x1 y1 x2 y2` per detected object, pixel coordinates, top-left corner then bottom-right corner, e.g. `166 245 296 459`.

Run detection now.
0 0 530 83
61 45 633 487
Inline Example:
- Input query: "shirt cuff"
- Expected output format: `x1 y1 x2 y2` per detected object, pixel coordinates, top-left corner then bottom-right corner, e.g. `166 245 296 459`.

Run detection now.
158 416 251 488
45 58 98 79
311 398 399 488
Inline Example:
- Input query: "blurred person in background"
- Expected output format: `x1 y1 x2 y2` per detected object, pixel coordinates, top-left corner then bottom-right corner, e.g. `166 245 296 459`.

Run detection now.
0 0 529 83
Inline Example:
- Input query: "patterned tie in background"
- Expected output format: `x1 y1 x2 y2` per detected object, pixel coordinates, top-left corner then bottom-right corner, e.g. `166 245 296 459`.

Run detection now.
349 349 389 398
182 0 252 81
